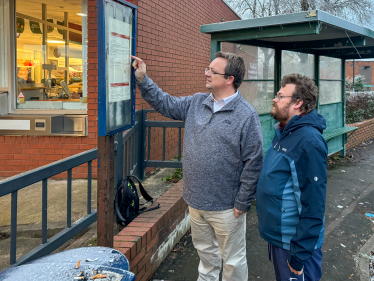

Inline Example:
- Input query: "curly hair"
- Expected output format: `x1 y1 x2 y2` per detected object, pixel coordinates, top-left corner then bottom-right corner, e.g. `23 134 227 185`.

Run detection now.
215 51 245 90
281 73 318 114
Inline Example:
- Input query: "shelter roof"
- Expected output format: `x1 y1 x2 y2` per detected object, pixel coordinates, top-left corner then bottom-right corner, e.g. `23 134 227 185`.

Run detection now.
201 10 374 59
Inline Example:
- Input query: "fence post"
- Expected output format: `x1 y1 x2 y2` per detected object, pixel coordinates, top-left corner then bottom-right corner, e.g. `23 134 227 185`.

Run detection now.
97 135 115 248
138 110 146 181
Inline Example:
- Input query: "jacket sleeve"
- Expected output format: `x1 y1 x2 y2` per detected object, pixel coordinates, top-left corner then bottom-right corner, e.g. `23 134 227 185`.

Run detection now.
289 137 327 271
136 75 192 121
234 112 264 212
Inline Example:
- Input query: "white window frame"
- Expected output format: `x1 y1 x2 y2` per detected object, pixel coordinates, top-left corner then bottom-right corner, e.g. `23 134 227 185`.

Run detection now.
0 0 8 91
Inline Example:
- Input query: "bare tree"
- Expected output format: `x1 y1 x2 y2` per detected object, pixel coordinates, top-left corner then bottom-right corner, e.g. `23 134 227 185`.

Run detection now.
226 0 374 27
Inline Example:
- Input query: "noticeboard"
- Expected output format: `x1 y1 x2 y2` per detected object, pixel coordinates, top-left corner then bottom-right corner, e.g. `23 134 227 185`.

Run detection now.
98 0 137 136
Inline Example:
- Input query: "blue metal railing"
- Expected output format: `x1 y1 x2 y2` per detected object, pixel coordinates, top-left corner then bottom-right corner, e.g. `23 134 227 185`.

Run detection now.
0 148 98 267
1 109 185 268
142 109 184 174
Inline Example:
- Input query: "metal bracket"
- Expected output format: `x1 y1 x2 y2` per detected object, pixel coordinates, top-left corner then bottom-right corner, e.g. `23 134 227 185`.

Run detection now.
347 130 357 139
306 11 317 18
114 141 118 153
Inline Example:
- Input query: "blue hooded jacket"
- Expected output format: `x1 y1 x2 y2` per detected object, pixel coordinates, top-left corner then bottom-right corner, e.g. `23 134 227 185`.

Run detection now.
256 109 328 271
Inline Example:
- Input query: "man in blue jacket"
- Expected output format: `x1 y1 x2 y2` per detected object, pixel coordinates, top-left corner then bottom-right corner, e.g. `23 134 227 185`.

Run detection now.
132 53 263 280
256 73 328 281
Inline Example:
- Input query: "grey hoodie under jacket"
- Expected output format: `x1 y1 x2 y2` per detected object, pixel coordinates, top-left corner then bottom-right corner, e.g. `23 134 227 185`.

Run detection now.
137 75 264 212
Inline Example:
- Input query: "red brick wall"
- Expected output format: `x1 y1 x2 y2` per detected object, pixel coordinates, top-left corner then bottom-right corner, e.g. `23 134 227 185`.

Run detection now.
135 0 239 167
114 180 188 281
0 0 239 178
345 61 374 84
346 118 374 149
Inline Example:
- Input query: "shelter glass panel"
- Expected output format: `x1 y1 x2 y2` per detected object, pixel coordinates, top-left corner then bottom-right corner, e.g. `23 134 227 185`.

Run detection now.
319 56 341 80
319 81 342 104
239 81 274 114
221 42 274 80
281 51 314 79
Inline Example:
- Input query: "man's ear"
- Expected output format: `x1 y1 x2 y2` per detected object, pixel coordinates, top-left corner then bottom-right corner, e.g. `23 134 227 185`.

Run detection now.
226 76 235 86
294 99 303 110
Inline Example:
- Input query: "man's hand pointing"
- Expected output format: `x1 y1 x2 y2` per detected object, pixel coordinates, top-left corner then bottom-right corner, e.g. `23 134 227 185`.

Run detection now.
131 55 146 83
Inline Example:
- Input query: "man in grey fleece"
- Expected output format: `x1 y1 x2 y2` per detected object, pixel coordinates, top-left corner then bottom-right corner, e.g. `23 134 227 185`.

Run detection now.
131 52 263 281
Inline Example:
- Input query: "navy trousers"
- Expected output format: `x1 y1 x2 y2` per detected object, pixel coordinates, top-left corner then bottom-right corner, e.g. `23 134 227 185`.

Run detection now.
269 243 323 281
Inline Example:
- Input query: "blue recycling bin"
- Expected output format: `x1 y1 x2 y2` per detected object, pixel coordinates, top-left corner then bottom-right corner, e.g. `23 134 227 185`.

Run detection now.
0 247 135 281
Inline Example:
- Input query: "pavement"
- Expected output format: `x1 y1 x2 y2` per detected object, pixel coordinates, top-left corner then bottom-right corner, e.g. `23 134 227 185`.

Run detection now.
152 138 374 281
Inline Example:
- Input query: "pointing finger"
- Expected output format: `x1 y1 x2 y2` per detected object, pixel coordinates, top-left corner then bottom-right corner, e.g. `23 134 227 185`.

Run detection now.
132 59 138 69
131 55 142 62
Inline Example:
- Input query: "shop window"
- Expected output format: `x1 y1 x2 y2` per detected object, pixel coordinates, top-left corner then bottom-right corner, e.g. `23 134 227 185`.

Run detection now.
0 0 8 89
221 42 275 115
15 0 87 110
319 56 342 104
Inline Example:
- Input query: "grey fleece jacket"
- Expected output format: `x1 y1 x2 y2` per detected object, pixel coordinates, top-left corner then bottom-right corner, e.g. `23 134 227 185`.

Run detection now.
137 75 263 212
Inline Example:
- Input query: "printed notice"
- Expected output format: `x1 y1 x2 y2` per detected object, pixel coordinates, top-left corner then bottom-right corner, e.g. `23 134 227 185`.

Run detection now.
107 17 131 103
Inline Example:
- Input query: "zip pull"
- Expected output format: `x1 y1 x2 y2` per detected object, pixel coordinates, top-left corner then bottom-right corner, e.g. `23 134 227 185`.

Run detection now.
273 142 278 149
209 113 214 124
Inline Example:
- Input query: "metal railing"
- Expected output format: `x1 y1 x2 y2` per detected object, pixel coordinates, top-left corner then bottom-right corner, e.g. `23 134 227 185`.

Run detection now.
115 109 184 182
1 109 185 267
142 109 183 174
0 148 98 267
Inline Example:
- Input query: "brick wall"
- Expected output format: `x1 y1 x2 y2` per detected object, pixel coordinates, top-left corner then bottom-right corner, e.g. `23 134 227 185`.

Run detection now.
346 61 374 84
135 0 240 166
346 118 374 149
114 180 189 281
0 0 239 178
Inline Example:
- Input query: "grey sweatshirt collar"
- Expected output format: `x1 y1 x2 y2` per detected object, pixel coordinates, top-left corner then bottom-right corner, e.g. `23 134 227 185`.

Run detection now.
202 91 243 112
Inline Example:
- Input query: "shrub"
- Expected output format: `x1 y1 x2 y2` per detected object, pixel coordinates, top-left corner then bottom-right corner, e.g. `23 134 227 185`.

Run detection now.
346 92 374 124
346 74 365 92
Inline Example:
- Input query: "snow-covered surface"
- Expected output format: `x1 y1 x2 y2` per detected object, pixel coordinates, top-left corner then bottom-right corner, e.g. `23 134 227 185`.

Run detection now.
27 247 129 270
0 247 135 281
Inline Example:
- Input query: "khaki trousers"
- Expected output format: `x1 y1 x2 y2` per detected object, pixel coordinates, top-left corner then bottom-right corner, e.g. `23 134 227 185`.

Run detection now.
189 207 248 281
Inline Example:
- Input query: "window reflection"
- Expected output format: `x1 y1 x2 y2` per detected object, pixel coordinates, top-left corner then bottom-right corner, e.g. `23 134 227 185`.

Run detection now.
16 0 87 110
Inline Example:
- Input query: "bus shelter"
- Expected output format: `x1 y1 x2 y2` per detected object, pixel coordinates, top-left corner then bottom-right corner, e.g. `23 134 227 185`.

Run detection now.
201 10 374 156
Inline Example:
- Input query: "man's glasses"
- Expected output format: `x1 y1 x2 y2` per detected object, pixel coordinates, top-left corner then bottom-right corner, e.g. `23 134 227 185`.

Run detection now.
274 94 293 102
205 67 227 76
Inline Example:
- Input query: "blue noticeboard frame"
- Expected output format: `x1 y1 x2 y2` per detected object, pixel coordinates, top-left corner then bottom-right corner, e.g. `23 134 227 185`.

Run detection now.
97 0 137 136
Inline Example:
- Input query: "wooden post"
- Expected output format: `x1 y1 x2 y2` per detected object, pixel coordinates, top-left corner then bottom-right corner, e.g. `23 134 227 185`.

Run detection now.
97 135 115 247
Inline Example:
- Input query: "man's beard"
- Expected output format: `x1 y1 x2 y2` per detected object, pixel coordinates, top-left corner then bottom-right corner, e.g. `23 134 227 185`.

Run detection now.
270 102 291 123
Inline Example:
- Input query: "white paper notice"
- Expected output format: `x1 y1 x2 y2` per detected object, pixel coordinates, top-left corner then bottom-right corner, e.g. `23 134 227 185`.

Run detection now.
107 17 131 103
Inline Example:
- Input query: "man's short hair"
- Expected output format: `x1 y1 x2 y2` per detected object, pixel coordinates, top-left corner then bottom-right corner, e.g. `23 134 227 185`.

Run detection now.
281 73 318 114
215 51 245 90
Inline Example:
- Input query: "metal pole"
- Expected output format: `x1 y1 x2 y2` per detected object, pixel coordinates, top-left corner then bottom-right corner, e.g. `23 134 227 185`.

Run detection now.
352 59 355 91
97 135 115 247
341 58 347 157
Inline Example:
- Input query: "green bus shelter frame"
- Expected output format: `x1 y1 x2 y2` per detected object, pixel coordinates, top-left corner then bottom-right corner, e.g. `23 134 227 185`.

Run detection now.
201 10 374 156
